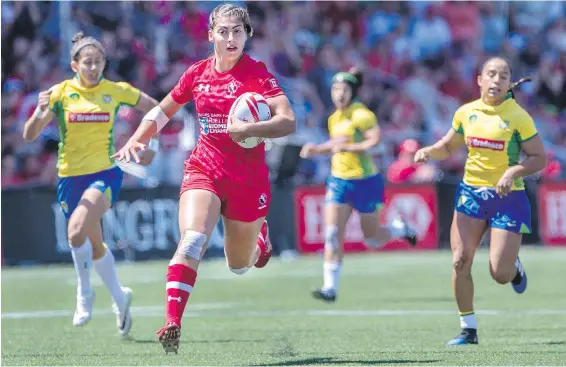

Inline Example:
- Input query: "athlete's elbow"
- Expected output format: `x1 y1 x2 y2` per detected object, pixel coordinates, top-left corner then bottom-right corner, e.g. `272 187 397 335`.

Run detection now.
22 130 37 142
536 154 548 171
284 116 296 135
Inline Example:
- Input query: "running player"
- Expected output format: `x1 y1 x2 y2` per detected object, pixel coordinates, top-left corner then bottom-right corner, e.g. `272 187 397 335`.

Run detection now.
414 57 547 345
112 4 296 354
22 32 158 336
299 67 417 303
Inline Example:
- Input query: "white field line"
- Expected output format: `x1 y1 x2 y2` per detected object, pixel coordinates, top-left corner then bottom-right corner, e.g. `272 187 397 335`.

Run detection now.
3 307 566 320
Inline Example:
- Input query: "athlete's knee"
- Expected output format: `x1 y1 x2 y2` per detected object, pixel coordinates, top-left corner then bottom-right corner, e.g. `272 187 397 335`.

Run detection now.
364 236 382 248
67 220 86 247
177 230 208 261
228 265 251 275
452 249 472 273
324 225 339 251
489 263 513 284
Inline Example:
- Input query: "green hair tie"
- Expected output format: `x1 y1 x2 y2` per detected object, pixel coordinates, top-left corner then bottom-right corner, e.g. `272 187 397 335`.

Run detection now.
333 72 360 85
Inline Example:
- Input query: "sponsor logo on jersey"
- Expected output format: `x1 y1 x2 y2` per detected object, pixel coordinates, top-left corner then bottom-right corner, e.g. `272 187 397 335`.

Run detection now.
468 114 477 123
466 137 505 151
268 78 278 88
68 112 111 123
499 119 510 129
60 201 68 214
199 116 210 135
259 193 267 209
103 94 112 103
227 80 242 96
196 84 211 93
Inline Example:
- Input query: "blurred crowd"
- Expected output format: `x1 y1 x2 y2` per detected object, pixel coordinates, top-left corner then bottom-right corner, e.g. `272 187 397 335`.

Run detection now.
2 1 566 189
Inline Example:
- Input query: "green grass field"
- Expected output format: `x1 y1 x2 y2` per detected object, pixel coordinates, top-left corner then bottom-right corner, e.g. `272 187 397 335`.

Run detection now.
2 247 566 366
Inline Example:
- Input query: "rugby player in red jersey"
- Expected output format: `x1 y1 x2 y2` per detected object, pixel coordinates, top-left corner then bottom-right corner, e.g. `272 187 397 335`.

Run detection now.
112 3 296 354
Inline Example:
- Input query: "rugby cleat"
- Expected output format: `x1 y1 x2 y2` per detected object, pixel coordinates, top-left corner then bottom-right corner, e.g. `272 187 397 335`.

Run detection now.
404 225 418 247
254 220 272 268
73 291 95 327
113 287 133 337
511 257 527 294
157 322 181 354
446 328 478 345
392 218 418 247
311 288 337 303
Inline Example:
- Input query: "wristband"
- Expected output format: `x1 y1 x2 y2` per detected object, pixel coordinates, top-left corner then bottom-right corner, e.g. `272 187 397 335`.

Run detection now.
34 106 45 119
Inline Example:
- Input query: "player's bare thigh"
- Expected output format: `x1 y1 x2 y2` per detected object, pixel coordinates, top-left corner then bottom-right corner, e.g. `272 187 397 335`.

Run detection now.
488 228 521 284
222 216 265 269
68 188 110 248
451 211 487 272
174 189 222 268
324 203 353 262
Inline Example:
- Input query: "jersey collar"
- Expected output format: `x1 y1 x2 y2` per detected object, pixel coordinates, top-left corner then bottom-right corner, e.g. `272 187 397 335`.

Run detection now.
475 97 516 114
72 73 105 89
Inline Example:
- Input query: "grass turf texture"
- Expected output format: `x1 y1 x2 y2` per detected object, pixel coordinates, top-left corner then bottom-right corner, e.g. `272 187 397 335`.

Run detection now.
2 247 566 366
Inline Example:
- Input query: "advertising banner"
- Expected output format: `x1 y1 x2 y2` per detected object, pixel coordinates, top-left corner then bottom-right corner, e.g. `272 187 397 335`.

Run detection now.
538 182 566 246
293 184 439 253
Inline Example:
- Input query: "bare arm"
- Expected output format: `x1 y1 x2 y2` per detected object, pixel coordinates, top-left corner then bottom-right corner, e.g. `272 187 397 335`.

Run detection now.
506 135 547 178
113 93 184 163
23 90 54 142
243 94 296 139
416 128 465 162
134 92 159 114
132 92 160 165
129 93 182 144
340 126 380 153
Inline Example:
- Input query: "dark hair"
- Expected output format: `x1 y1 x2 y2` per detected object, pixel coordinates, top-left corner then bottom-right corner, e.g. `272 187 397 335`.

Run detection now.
347 66 364 88
209 4 253 38
480 57 531 98
71 31 85 45
70 31 106 61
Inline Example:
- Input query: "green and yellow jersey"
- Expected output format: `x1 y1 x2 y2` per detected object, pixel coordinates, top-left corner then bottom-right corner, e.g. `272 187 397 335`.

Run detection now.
452 97 538 190
48 77 141 177
327 102 379 180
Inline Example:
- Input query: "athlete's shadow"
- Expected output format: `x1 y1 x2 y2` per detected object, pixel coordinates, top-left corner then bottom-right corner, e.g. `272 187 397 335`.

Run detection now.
539 341 566 346
122 336 158 344
255 357 441 366
123 336 265 344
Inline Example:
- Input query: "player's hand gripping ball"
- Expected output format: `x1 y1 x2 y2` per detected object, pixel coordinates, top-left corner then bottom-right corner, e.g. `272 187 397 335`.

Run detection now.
228 92 271 148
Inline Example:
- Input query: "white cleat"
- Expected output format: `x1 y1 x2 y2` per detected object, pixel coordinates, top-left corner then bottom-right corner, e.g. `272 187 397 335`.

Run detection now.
113 287 133 337
73 292 95 327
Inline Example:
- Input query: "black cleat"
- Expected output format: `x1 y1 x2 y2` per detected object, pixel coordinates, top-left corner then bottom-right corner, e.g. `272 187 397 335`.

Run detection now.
446 328 479 345
311 288 336 303
404 225 418 247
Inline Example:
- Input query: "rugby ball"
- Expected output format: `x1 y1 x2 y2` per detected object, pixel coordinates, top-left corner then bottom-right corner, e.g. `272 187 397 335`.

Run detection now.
228 92 271 148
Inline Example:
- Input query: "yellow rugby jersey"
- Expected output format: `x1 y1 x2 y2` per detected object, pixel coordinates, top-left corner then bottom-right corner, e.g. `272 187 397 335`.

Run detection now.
48 77 141 177
328 102 379 179
452 97 538 190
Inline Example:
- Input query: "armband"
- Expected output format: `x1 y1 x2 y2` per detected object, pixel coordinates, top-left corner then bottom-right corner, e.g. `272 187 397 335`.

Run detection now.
144 106 169 132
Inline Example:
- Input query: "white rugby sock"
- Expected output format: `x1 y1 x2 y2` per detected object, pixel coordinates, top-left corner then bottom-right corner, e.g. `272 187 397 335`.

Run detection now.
322 261 341 293
93 246 125 308
70 239 93 297
459 311 477 330
387 219 407 239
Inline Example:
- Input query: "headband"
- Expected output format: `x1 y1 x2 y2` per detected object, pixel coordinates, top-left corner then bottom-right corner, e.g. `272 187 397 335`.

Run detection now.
70 37 106 60
332 72 360 86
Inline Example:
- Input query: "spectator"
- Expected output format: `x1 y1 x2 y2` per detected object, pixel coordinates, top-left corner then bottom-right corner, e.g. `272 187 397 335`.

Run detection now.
1 1 565 188
387 139 438 184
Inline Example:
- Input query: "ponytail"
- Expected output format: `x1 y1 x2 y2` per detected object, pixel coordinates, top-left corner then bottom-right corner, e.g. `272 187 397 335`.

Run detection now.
507 77 532 99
